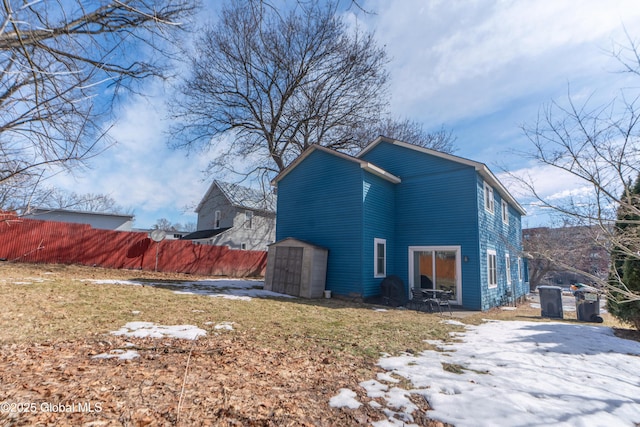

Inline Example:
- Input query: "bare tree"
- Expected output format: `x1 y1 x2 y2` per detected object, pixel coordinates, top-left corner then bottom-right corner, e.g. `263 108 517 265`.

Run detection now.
168 0 389 180
26 188 131 214
356 118 457 154
523 226 609 291
514 36 640 306
153 218 176 231
152 217 195 232
0 0 197 204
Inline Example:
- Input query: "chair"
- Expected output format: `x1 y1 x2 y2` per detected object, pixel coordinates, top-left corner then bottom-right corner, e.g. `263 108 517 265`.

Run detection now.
432 291 453 316
409 288 430 312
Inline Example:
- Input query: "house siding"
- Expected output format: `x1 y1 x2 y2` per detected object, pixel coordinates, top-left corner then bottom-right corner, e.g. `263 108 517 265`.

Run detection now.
362 174 396 297
477 175 524 310
360 141 482 308
197 185 235 230
197 184 275 251
275 149 364 297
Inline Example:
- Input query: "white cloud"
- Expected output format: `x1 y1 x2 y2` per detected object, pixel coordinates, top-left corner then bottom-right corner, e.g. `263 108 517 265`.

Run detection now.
364 0 640 125
48 83 211 227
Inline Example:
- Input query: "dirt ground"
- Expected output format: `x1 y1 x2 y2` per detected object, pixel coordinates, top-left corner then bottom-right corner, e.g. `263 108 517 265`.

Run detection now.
0 264 450 427
0 332 447 426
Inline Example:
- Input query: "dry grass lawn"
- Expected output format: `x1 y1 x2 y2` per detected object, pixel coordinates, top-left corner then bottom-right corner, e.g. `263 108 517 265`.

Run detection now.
0 262 634 426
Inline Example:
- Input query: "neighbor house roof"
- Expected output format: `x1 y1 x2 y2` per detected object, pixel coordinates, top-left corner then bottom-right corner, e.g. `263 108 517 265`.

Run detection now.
358 136 527 215
271 144 401 185
24 207 134 220
196 180 276 213
181 227 231 240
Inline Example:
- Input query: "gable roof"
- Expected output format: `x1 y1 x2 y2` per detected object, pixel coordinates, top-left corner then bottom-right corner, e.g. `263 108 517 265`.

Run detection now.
271 144 401 185
358 136 526 215
196 180 276 213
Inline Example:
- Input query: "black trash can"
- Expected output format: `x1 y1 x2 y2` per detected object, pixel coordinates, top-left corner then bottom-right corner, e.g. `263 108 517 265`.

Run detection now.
538 285 563 319
574 289 603 323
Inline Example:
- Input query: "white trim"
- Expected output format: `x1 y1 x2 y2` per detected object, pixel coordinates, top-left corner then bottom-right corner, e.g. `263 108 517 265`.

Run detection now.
244 210 253 229
374 238 387 278
501 200 509 224
214 210 221 229
408 246 462 306
484 182 495 214
518 257 522 282
271 144 400 185
487 249 497 289
356 137 526 215
505 253 512 285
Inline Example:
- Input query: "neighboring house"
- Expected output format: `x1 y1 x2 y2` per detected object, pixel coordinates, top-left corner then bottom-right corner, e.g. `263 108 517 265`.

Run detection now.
182 180 276 251
271 137 527 310
22 207 134 231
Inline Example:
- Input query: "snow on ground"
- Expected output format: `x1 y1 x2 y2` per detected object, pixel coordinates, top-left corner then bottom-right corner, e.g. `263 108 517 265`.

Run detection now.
110 322 206 340
83 278 293 300
332 320 640 427
92 349 140 360
329 389 362 409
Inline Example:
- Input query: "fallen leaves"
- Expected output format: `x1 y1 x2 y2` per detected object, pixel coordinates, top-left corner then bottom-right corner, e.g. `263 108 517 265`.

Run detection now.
0 334 443 426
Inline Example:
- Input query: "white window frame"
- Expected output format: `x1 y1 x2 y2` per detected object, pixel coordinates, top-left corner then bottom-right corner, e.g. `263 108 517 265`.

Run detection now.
214 210 221 229
408 246 462 306
374 238 387 278
501 200 509 224
484 182 495 214
487 249 497 288
240 242 247 250
505 254 512 285
517 257 522 282
244 210 253 229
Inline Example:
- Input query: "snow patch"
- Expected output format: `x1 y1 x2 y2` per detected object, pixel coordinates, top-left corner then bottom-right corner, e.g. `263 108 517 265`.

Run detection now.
111 322 206 340
329 388 361 409
92 349 140 360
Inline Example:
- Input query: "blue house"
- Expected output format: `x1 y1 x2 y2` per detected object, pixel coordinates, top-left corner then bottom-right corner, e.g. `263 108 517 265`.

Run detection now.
271 137 527 310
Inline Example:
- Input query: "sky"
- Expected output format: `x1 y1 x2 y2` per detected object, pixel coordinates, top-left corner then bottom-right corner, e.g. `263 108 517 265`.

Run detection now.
80 276 640 426
47 0 640 229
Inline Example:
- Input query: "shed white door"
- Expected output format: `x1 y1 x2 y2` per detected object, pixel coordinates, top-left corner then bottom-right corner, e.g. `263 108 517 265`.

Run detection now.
272 246 303 296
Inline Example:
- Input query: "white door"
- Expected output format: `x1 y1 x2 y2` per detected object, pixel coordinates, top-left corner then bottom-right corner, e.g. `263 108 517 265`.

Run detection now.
408 246 462 305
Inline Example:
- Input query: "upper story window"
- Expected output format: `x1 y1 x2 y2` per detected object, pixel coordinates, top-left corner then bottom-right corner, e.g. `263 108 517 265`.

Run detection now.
244 210 253 229
214 210 221 229
374 238 386 278
484 182 495 214
501 200 509 224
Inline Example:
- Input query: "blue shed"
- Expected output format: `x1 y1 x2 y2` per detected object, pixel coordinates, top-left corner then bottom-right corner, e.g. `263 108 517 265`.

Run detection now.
272 137 527 310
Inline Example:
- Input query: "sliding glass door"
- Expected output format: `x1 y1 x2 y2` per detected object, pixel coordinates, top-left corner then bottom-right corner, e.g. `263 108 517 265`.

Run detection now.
409 246 461 305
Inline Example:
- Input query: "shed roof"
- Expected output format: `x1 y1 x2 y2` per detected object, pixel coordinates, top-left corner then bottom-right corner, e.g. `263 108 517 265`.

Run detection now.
271 144 401 185
269 237 328 250
358 136 527 215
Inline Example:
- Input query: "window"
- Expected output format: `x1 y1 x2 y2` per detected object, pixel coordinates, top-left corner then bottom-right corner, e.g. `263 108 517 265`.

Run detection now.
484 182 495 213
240 242 247 250
487 249 497 288
517 257 522 281
501 200 509 224
374 238 386 278
214 210 221 229
244 210 253 229
505 254 512 285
